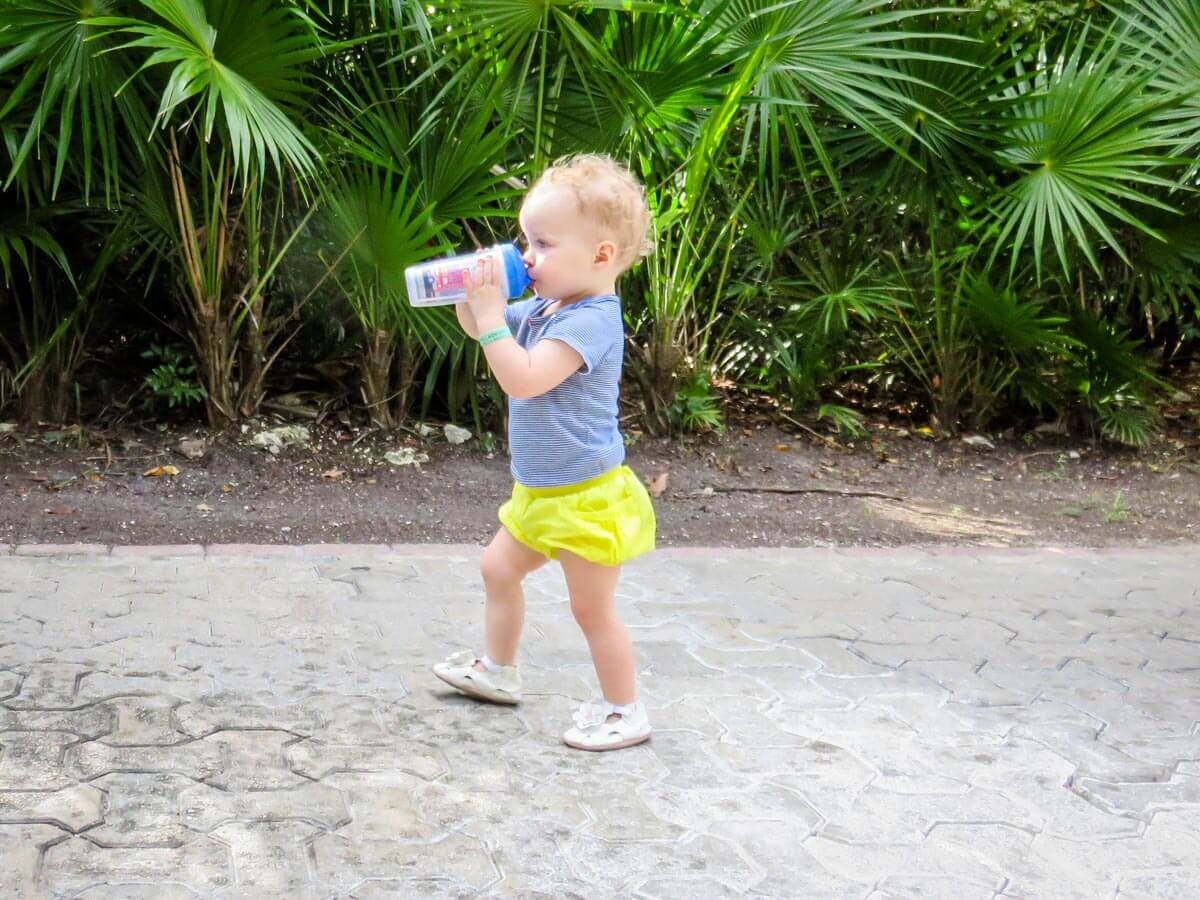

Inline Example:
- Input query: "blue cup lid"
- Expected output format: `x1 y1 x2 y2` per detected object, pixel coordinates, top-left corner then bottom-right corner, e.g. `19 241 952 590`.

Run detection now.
498 243 531 298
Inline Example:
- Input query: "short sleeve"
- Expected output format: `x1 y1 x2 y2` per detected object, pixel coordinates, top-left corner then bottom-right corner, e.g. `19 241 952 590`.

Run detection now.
504 297 538 333
540 301 620 374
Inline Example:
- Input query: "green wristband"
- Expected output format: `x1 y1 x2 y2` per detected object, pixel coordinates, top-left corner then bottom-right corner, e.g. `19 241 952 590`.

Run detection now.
478 326 511 346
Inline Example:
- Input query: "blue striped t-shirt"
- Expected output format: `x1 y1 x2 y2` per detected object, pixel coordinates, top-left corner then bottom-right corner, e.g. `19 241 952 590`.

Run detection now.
503 294 625 487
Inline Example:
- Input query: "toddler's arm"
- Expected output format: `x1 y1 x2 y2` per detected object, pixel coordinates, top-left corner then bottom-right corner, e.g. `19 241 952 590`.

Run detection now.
464 257 582 399
456 301 480 340
478 335 584 399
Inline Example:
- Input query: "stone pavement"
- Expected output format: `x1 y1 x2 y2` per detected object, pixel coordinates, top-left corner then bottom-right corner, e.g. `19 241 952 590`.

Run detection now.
0 543 1198 899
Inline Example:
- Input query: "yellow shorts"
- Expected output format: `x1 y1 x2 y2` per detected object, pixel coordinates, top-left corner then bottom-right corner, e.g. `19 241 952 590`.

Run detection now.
499 465 657 567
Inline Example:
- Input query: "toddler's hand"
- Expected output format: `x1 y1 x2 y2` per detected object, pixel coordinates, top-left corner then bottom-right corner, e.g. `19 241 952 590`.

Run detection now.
464 255 506 327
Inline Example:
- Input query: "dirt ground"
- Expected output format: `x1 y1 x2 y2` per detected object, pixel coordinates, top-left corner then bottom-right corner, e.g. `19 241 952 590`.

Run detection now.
2 399 1198 548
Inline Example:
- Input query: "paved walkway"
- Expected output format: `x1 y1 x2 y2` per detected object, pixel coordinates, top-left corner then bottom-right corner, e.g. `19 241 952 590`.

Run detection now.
0 543 1197 899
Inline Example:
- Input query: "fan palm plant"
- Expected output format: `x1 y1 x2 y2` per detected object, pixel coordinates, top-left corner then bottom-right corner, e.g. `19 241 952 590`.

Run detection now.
322 59 523 428
94 0 324 183
78 0 338 424
724 0 966 196
0 0 151 203
986 29 1188 281
768 234 898 429
1 0 1194 442
1113 0 1200 168
321 164 449 428
0 192 73 420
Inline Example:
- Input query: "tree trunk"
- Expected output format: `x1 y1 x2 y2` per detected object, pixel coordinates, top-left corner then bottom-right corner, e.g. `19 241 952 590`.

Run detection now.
16 366 73 425
236 288 267 420
361 329 396 429
195 306 236 428
390 338 422 427
627 329 683 436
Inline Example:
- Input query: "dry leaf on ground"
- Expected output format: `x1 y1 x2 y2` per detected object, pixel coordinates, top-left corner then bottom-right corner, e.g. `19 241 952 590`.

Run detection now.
645 472 669 497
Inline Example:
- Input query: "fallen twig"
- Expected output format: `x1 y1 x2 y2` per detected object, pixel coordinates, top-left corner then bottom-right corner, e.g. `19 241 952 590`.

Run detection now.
1008 450 1066 466
779 412 841 448
698 484 904 501
260 401 322 420
350 428 377 448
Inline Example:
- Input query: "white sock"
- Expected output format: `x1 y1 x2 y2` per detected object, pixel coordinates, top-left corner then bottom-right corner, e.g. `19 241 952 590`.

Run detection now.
609 702 636 716
479 655 503 673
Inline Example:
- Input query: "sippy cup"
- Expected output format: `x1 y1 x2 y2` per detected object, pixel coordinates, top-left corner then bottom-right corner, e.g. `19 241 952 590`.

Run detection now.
405 243 531 307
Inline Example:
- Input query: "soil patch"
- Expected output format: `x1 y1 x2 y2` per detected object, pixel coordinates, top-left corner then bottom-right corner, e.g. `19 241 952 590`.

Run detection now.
2 411 1198 548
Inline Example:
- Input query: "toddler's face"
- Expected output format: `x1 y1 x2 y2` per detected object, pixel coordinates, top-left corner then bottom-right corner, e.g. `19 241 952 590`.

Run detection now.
518 185 615 303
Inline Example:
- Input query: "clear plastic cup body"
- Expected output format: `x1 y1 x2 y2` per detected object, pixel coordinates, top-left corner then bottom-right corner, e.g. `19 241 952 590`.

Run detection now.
405 243 531 307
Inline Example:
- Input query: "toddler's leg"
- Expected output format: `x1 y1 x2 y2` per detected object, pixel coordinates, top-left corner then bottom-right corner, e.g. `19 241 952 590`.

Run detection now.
478 526 547 669
559 550 635 705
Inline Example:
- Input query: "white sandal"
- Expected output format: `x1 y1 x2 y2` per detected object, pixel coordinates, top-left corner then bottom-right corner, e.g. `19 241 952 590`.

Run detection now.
562 700 651 751
433 650 522 705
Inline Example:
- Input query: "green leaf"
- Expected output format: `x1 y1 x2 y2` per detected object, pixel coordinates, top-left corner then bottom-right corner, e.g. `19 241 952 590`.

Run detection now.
0 0 150 202
99 0 324 183
987 30 1188 280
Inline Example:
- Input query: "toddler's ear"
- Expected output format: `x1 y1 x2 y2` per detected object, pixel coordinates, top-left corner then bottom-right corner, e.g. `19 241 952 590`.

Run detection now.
594 240 617 265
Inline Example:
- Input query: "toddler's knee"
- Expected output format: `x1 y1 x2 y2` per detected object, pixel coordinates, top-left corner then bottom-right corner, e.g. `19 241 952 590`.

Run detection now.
570 597 610 633
480 548 522 590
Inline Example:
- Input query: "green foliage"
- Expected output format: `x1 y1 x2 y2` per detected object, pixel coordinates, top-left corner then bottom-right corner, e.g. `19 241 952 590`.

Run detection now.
725 230 896 427
669 372 724 435
0 0 149 202
0 0 1195 445
1104 489 1130 523
817 403 867 438
92 0 323 183
988 31 1185 280
1062 309 1170 446
963 1 1096 33
140 344 206 411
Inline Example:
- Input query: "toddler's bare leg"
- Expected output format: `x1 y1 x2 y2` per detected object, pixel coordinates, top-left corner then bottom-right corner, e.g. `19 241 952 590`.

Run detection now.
478 527 547 669
559 550 635 705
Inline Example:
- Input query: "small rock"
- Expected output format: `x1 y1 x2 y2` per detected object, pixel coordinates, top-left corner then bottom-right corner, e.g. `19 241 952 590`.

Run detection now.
416 423 438 438
444 424 472 445
251 425 310 455
961 434 995 450
1034 420 1069 435
385 448 430 467
0 422 16 435
178 438 207 459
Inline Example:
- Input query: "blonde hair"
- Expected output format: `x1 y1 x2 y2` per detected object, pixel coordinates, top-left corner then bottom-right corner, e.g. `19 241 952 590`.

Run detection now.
526 153 654 272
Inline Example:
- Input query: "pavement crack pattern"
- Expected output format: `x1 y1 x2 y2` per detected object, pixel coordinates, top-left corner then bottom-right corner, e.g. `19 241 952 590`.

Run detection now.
0 544 1197 898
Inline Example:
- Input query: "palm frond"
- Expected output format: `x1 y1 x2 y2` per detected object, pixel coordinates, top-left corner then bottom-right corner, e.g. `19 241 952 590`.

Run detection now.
834 13 1032 215
1112 0 1200 164
0 0 150 202
321 163 457 351
726 0 969 192
0 199 72 287
987 30 1187 280
93 0 324 182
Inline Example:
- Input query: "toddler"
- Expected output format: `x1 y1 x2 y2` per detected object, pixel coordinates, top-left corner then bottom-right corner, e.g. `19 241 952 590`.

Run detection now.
433 153 657 751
